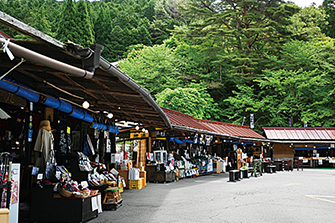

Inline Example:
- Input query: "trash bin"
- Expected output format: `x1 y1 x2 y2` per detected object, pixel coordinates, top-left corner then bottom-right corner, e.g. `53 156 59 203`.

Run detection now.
0 208 9 223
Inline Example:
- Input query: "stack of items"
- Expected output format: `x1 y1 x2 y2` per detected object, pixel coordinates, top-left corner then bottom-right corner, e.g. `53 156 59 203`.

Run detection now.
128 168 144 190
56 167 98 198
120 160 132 170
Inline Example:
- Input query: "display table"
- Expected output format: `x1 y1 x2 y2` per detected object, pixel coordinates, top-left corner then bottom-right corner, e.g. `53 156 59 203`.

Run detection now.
30 185 100 223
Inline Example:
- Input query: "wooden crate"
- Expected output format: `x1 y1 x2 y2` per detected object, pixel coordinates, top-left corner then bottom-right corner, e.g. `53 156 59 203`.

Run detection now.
140 171 146 182
129 179 142 190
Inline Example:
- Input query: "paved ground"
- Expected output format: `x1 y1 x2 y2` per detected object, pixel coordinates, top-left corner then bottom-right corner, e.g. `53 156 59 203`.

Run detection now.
88 169 335 223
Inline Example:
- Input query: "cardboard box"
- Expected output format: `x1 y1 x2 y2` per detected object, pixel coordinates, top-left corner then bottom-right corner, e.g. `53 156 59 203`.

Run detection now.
0 208 9 223
141 177 146 188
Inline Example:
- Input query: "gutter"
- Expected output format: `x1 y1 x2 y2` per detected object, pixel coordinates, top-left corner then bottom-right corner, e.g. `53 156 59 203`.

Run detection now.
0 38 94 78
269 140 335 144
171 124 239 139
238 137 270 143
99 57 172 129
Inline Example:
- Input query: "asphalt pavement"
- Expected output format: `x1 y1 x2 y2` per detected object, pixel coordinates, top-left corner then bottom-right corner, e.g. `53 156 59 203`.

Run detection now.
88 169 335 223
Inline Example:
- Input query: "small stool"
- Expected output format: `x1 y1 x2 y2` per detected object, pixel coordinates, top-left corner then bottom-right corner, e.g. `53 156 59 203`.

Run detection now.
228 170 240 182
103 187 121 204
240 169 249 178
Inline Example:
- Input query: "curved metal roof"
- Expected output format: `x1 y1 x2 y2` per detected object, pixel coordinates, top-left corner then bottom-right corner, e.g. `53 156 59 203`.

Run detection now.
0 11 171 128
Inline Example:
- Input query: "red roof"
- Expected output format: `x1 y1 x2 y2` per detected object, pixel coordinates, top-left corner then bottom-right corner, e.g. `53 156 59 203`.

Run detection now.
162 107 265 139
162 108 213 132
198 119 265 139
263 127 335 140
0 31 12 39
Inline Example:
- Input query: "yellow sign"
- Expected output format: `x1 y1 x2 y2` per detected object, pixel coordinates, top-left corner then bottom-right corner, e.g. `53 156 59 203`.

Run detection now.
130 131 149 139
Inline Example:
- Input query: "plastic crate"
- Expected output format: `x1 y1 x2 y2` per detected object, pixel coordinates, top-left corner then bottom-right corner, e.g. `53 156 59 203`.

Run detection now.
129 179 142 190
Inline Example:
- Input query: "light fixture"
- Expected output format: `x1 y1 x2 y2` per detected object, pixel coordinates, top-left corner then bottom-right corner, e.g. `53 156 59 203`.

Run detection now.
82 99 90 109
142 128 145 132
107 112 113 119
145 129 148 133
135 126 139 130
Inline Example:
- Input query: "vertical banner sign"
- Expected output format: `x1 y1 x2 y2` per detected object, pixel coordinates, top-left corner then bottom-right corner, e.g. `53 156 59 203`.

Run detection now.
250 114 254 129
289 118 292 127
304 121 307 127
9 163 20 223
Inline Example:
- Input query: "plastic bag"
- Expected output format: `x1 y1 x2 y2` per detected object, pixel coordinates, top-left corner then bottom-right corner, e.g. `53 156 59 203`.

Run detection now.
78 152 93 172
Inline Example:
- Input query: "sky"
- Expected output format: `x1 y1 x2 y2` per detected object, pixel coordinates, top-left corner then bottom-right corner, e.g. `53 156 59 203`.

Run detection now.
289 0 324 8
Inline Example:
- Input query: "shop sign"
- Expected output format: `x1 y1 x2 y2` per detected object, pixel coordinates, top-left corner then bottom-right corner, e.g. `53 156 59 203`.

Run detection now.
156 131 166 137
250 114 254 129
0 89 26 107
130 131 149 139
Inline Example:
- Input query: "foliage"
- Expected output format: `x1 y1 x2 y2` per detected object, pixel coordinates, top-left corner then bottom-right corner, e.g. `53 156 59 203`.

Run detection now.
119 43 185 96
322 0 335 38
2 0 335 130
75 0 95 46
178 0 300 84
288 5 327 40
156 85 220 119
56 0 81 43
225 39 335 128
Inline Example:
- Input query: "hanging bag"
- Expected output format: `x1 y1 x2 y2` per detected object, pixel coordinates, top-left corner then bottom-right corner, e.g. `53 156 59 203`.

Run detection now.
44 148 58 183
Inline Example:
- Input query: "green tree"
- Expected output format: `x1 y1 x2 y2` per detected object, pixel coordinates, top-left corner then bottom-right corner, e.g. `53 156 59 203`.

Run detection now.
156 85 220 120
288 5 327 40
179 0 300 84
94 2 113 59
225 39 335 128
56 0 80 43
119 44 185 96
76 0 95 46
322 0 335 38
29 3 53 37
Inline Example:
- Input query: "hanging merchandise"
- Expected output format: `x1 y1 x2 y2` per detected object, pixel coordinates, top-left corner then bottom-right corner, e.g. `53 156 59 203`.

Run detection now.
33 120 54 173
44 148 58 183
54 121 71 165
83 131 95 157
77 152 93 172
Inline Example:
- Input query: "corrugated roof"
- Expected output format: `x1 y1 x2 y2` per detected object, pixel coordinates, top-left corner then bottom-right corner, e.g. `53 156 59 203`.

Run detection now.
162 107 265 139
263 127 335 140
162 108 212 132
198 119 265 139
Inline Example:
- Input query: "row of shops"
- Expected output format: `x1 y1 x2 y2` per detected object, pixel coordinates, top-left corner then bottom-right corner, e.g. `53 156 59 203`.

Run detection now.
1 11 335 223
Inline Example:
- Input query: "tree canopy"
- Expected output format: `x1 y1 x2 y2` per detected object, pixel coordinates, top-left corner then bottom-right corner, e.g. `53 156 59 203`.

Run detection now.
1 0 335 130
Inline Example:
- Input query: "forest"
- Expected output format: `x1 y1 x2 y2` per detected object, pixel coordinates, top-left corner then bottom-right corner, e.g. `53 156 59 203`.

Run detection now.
1 0 335 132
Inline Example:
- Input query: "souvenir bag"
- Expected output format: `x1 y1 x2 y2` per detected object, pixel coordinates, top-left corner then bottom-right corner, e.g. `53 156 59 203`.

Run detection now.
45 148 58 182
78 152 93 172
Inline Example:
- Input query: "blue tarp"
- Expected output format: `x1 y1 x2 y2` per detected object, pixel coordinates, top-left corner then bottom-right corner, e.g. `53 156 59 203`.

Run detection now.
169 137 184 144
183 139 194 143
295 148 314 151
316 147 335 149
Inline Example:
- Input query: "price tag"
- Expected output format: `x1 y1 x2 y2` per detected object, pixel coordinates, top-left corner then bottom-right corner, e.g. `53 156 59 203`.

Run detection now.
37 173 43 180
81 181 88 188
56 171 61 180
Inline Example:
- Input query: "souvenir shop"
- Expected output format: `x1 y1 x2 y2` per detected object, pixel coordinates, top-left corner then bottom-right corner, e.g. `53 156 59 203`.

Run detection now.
0 88 124 222
144 130 228 182
0 14 171 222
